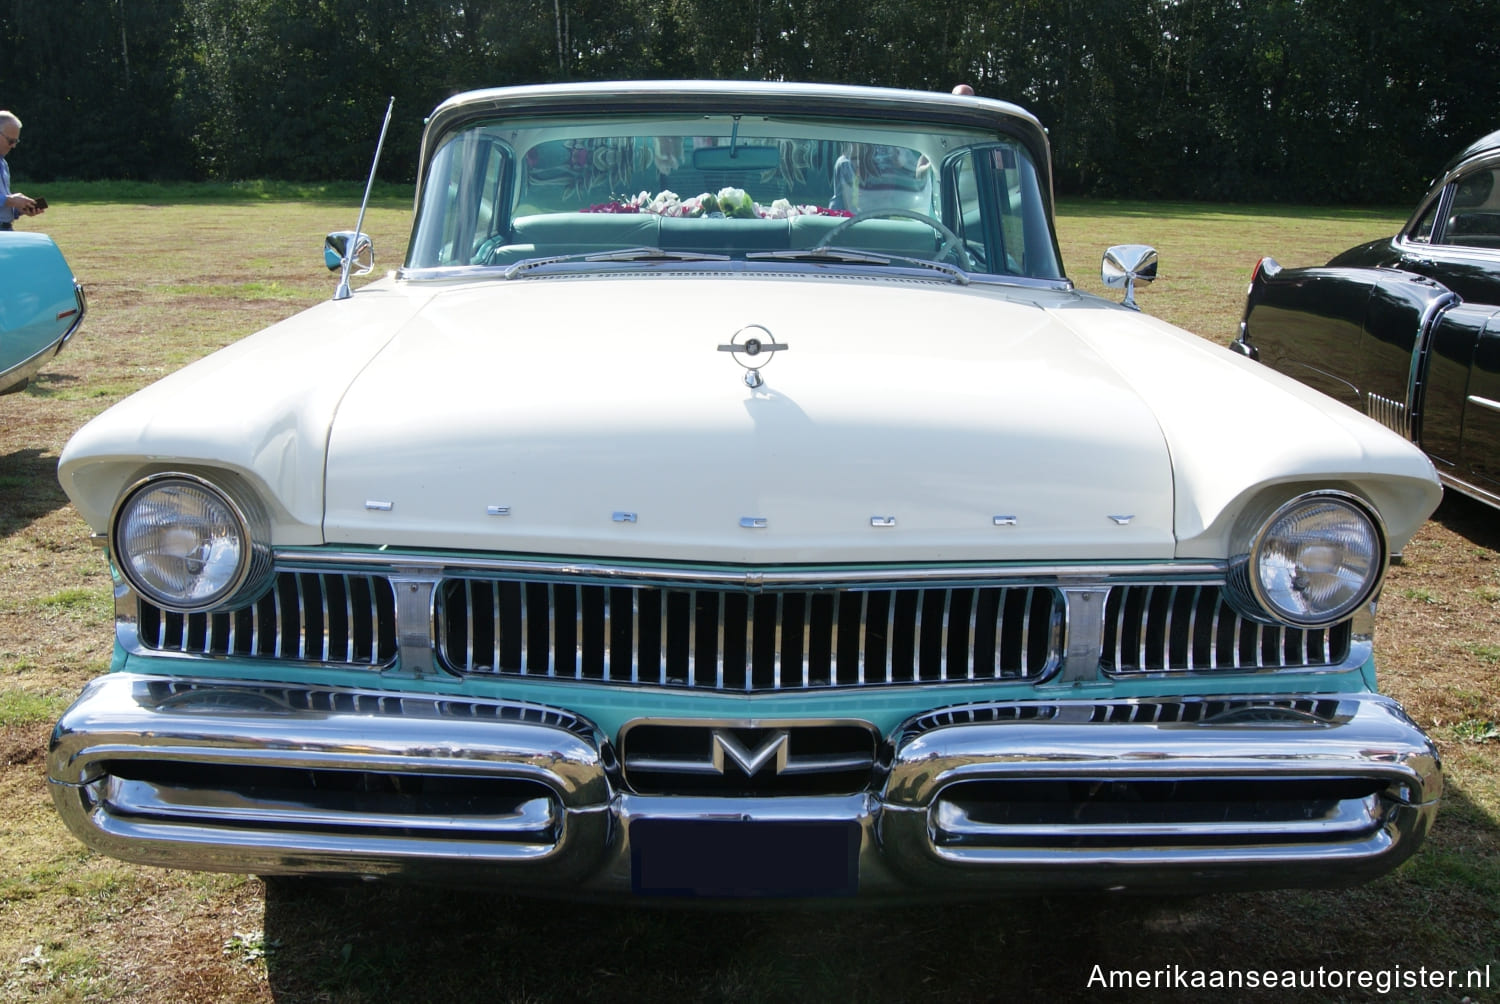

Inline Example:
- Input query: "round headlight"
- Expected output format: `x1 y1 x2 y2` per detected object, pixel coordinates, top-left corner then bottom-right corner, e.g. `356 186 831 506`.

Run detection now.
1229 492 1386 628
111 474 272 613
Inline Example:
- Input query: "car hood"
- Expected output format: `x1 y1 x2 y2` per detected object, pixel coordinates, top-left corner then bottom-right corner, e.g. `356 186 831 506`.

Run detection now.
60 272 1440 564
321 276 1175 562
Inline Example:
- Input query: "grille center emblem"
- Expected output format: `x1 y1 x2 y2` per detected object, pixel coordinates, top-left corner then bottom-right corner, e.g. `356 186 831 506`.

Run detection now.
717 324 788 389
711 729 789 776
620 722 879 794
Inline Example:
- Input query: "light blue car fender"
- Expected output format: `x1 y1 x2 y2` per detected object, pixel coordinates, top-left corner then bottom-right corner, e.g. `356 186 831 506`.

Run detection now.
0 232 86 395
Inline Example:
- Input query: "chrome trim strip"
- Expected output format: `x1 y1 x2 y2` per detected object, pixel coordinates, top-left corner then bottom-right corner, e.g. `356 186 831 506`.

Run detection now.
800 590 813 686
396 260 1077 295
110 778 557 836
574 582 585 681
1469 394 1500 415
271 550 1227 588
934 793 1380 841
392 570 437 677
1437 469 1500 509
1407 291 1463 437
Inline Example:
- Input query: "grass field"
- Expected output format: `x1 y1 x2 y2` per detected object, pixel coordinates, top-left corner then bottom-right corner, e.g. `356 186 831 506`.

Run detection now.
1 187 1495 1002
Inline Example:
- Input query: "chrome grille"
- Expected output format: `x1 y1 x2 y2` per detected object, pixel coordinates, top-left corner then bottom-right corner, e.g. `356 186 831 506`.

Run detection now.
1101 585 1352 674
1086 696 1348 724
437 580 1060 691
136 571 398 666
1366 391 1411 438
141 679 600 741
898 697 1347 746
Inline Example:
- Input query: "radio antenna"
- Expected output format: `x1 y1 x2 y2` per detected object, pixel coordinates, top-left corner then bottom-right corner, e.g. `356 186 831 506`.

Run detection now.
334 96 395 301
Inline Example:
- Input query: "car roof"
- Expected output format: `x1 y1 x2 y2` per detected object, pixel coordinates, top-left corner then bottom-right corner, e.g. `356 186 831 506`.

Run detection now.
1442 128 1500 176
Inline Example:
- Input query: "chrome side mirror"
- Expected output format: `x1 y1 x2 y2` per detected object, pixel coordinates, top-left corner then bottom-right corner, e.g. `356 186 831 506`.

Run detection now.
325 231 374 275
1102 244 1158 310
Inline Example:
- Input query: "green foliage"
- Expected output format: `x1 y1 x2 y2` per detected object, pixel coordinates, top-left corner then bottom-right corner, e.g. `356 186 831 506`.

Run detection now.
0 689 71 726
1 1 1498 199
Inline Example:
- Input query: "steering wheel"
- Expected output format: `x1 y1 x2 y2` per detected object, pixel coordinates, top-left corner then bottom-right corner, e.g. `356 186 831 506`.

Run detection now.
814 209 974 271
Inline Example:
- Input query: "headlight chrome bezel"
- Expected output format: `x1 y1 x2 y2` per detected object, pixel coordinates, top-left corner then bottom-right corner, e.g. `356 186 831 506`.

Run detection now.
1226 490 1388 629
109 472 274 614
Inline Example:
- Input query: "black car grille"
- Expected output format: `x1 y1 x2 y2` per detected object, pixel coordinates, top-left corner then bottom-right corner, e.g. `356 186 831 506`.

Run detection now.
136 571 398 666
436 579 1061 691
1101 584 1352 674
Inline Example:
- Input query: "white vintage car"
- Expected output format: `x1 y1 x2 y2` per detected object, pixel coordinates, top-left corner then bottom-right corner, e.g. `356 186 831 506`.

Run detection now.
49 82 1444 899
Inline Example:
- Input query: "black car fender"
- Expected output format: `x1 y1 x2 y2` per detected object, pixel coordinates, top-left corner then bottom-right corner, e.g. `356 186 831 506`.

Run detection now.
1235 258 1461 443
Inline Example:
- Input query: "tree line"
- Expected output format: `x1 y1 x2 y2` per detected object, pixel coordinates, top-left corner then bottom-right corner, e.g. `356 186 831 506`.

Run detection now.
2 0 1496 203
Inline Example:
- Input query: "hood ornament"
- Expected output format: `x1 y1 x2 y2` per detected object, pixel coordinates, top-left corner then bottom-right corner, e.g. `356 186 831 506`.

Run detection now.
718 324 787 388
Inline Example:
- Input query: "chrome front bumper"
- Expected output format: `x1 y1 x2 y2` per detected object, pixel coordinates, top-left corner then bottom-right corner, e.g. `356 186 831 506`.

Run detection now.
49 674 1442 897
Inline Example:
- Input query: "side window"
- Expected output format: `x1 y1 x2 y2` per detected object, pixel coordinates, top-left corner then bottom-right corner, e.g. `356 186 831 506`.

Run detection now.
1442 167 1500 249
949 149 985 262
408 130 513 267
468 143 510 261
1408 197 1439 244
945 145 1030 276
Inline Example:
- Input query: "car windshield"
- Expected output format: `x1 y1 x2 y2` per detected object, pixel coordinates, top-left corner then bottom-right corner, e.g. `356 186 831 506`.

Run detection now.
405 111 1063 282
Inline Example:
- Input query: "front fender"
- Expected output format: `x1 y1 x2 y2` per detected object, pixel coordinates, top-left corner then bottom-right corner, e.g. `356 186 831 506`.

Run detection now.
1238 258 1461 437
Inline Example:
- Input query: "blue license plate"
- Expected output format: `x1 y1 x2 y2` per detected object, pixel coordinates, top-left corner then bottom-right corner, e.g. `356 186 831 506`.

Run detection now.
630 818 860 898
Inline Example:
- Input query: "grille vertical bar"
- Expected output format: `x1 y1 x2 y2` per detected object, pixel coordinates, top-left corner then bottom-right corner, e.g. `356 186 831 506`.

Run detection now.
136 572 398 666
439 580 1060 692
1102 585 1352 674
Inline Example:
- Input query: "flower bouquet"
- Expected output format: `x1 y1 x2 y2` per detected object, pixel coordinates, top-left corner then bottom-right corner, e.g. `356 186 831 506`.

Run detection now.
583 188 850 219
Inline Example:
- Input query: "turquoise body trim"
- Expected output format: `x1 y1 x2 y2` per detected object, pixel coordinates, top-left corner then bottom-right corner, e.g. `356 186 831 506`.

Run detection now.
114 646 1374 739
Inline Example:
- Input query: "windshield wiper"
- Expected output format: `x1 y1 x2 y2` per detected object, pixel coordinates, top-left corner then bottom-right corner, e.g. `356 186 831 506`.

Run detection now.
746 247 891 265
502 247 729 279
745 246 969 285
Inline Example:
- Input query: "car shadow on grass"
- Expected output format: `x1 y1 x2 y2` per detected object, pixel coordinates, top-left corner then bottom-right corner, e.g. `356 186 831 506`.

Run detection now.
0 448 70 537
17 370 83 398
1432 491 1500 550
259 785 1498 1003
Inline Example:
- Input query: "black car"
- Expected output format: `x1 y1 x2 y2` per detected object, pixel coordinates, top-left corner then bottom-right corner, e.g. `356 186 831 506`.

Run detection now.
1234 129 1500 509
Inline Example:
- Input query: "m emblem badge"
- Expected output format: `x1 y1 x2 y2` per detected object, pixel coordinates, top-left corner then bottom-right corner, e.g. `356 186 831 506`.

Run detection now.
619 721 878 794
710 729 789 777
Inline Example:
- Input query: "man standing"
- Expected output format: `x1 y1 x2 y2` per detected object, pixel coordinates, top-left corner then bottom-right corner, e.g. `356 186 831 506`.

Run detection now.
0 112 43 230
